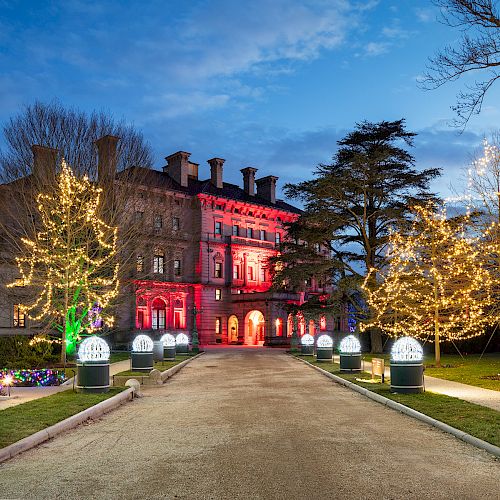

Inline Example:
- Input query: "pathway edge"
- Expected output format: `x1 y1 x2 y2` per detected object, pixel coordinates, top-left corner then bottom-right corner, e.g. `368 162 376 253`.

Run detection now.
160 351 205 382
290 354 500 458
0 387 136 464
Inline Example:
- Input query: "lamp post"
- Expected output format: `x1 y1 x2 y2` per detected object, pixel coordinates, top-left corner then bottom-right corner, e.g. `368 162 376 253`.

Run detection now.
290 314 299 352
191 304 203 353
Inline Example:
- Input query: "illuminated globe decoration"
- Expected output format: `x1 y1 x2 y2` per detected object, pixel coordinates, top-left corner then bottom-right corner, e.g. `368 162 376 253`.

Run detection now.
301 334 314 346
160 333 176 347
176 333 189 345
77 336 110 362
391 337 423 362
132 334 154 353
316 334 333 348
339 335 361 354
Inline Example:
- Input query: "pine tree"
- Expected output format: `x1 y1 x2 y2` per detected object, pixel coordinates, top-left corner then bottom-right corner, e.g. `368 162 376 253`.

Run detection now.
274 120 441 352
8 160 119 363
362 204 498 366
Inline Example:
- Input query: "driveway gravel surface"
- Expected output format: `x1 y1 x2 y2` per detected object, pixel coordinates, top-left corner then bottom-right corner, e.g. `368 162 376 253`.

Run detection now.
0 347 499 499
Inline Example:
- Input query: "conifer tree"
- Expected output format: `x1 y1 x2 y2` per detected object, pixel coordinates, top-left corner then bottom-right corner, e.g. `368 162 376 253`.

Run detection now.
362 204 498 366
8 160 119 363
273 120 441 352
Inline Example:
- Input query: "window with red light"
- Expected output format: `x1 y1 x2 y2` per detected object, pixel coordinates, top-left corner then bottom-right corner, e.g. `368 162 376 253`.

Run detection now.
275 318 283 336
320 316 326 331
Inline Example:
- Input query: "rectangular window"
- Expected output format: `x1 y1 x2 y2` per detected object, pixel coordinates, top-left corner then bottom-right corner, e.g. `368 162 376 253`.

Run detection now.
260 268 266 282
259 229 266 241
153 254 164 274
137 310 144 329
174 259 181 276
152 308 166 330
154 214 163 229
275 232 281 244
172 217 180 231
246 227 253 239
215 317 221 334
215 221 222 235
233 265 240 279
215 262 223 278
136 255 144 272
248 266 254 281
215 289 222 301
173 310 182 329
232 225 239 236
216 203 224 211
13 304 25 328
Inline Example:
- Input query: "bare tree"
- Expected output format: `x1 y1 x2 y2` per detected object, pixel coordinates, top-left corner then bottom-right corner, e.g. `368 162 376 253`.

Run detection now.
422 1 500 127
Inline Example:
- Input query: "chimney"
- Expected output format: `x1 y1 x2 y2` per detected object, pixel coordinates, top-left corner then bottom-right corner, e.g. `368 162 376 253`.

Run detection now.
163 151 191 187
256 175 278 204
208 157 225 189
95 135 119 184
240 167 258 196
31 145 58 185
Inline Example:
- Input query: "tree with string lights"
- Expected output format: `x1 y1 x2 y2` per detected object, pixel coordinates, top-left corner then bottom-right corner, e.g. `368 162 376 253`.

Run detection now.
361 204 499 366
7 160 119 363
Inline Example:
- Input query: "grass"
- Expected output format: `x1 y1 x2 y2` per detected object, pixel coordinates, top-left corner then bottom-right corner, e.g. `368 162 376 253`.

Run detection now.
114 355 192 377
296 355 500 447
0 388 124 448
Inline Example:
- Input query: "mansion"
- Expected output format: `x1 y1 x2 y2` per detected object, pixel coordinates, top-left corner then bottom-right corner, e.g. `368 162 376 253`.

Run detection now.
0 136 337 345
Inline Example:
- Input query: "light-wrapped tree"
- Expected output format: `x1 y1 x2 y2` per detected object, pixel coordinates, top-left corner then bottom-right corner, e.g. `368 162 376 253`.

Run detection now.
362 204 498 366
8 160 119 363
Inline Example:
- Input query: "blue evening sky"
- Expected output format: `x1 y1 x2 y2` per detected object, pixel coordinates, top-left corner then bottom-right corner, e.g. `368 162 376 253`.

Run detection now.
1 0 500 200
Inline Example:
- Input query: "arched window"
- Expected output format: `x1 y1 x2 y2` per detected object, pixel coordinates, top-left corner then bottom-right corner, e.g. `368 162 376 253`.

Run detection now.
152 298 166 330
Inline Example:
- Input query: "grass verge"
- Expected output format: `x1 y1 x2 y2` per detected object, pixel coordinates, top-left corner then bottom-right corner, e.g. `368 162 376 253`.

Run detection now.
114 355 192 377
0 388 124 448
296 355 500 447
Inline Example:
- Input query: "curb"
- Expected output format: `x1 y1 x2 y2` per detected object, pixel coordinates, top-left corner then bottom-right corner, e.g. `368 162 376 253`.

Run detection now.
160 351 205 382
0 386 136 464
290 354 500 459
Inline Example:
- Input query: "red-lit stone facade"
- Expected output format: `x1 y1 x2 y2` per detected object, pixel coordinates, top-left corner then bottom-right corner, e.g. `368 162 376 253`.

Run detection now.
121 151 336 345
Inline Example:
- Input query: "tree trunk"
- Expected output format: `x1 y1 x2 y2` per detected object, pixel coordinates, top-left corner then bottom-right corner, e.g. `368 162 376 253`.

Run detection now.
370 328 383 353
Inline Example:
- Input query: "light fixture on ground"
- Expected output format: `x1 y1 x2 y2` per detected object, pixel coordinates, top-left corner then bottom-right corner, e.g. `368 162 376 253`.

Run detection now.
175 333 190 355
131 334 154 372
316 334 333 362
76 336 110 393
300 333 314 355
390 336 424 394
161 333 176 361
339 335 362 372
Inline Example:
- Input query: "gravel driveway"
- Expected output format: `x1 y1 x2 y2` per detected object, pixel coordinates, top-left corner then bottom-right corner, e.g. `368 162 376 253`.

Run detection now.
1 347 499 499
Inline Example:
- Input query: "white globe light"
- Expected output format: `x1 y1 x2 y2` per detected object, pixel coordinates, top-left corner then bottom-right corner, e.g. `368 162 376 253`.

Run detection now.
391 336 423 362
301 334 314 346
78 336 110 362
317 334 333 348
132 334 154 352
339 335 361 354
176 333 189 345
160 333 176 347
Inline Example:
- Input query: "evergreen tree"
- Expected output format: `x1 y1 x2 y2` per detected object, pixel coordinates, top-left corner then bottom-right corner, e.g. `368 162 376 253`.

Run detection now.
273 120 441 352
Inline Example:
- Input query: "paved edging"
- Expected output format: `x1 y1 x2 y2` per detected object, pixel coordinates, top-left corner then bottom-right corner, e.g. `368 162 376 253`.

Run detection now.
0 386 136 464
290 354 500 458
160 351 205 382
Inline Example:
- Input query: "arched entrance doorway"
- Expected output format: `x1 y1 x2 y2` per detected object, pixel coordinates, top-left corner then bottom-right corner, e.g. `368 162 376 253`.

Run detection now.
151 297 167 330
228 315 239 344
244 310 265 345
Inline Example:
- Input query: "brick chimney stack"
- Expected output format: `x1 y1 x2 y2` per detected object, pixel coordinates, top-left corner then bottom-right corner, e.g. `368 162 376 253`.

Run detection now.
240 167 258 196
208 157 225 189
256 175 278 204
95 135 119 184
164 151 191 187
31 145 58 185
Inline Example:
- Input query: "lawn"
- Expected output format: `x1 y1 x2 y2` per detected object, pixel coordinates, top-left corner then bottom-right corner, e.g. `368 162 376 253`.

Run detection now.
114 355 192 377
0 388 124 448
296 355 500 447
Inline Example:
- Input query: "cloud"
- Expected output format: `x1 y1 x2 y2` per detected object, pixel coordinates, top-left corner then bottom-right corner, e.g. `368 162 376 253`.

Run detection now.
364 41 390 56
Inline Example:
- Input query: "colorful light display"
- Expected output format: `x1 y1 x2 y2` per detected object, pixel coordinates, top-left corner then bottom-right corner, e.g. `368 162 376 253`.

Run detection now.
0 369 66 387
176 333 189 345
301 333 314 346
339 335 361 354
132 334 154 352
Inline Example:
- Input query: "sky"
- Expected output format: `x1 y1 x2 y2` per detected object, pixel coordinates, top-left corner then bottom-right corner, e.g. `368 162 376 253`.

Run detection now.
1 0 500 201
